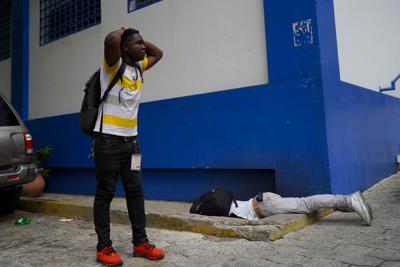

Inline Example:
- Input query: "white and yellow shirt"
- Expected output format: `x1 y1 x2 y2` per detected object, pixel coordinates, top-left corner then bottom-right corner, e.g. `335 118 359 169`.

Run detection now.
93 57 148 137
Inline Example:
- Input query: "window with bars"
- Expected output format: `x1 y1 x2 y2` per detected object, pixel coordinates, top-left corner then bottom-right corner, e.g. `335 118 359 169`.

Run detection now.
0 0 10 61
40 0 101 46
128 0 161 13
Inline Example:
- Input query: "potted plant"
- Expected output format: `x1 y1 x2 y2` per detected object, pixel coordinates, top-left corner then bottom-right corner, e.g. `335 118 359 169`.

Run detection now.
21 145 52 197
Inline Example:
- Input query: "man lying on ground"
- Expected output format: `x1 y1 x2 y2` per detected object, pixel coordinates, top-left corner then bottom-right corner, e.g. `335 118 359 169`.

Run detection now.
191 189 373 226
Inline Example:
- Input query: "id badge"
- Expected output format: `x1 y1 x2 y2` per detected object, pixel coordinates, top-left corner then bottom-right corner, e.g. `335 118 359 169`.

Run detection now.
130 154 141 171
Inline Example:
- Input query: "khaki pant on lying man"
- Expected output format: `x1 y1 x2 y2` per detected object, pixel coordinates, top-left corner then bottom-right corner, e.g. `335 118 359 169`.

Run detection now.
191 189 373 226
231 191 373 225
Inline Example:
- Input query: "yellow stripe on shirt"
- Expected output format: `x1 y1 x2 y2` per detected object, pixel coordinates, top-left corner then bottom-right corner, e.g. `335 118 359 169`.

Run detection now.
102 114 138 128
142 56 148 72
116 77 142 91
103 59 119 74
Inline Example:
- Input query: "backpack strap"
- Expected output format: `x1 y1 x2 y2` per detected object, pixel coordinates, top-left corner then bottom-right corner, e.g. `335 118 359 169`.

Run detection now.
134 62 143 83
99 62 126 133
100 62 126 103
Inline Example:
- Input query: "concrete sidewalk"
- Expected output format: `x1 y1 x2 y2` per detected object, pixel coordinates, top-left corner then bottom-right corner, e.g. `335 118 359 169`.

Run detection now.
4 173 399 266
18 193 332 241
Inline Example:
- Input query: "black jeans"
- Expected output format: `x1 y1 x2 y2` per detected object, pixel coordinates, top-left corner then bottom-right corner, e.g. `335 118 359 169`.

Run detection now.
93 133 147 250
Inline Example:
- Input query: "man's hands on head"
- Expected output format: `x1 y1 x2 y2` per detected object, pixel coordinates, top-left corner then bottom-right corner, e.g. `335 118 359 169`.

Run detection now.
142 40 163 70
104 27 163 69
104 27 126 67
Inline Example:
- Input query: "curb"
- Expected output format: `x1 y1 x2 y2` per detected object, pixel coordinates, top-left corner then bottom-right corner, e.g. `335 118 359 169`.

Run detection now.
18 197 333 241
268 208 333 240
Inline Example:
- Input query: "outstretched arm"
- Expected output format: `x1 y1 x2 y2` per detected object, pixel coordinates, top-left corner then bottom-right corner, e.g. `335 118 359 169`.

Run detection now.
144 41 163 70
104 28 124 67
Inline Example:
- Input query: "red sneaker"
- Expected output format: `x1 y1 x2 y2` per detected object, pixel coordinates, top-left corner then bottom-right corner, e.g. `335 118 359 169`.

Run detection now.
96 245 123 267
133 241 165 260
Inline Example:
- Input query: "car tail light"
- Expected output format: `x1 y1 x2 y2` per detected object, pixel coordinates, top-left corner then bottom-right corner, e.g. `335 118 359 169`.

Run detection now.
24 132 33 156
8 175 19 181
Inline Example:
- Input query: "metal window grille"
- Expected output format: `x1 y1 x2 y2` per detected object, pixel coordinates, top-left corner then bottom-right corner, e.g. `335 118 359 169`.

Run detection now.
40 0 101 46
0 0 11 61
128 0 161 13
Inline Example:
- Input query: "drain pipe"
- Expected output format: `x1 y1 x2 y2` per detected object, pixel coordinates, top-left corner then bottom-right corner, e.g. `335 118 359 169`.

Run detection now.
379 74 400 93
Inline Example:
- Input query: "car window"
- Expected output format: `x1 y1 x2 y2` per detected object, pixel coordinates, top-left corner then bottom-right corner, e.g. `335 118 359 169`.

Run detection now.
0 97 20 126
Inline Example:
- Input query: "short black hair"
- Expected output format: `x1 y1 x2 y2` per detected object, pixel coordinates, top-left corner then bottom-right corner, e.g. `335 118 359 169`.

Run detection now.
121 28 140 47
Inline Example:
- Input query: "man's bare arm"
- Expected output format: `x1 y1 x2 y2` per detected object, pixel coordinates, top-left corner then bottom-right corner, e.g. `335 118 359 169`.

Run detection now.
144 41 163 70
104 28 124 67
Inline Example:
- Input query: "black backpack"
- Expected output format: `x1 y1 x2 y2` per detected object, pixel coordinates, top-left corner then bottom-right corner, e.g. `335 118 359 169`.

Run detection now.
79 63 126 135
190 188 235 216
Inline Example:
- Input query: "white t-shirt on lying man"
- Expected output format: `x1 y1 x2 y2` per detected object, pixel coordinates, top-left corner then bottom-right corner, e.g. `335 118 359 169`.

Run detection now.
228 199 257 220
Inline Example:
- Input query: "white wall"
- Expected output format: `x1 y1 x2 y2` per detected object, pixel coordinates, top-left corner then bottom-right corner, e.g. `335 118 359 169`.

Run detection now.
29 0 103 119
0 59 11 101
334 0 400 98
29 0 268 119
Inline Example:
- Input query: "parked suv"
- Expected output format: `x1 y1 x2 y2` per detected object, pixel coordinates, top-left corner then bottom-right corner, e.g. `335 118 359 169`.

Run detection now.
0 93 37 214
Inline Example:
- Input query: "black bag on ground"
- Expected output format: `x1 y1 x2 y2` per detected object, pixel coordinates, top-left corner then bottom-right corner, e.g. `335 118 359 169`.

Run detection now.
79 63 126 135
190 188 234 216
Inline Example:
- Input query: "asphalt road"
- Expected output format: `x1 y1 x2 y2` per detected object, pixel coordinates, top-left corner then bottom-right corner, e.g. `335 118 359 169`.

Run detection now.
0 173 399 267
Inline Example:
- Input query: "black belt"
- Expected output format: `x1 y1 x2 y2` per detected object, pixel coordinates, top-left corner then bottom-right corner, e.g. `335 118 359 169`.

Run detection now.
93 132 137 142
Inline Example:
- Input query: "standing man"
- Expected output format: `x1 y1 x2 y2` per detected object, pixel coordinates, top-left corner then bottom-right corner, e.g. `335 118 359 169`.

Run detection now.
93 28 163 267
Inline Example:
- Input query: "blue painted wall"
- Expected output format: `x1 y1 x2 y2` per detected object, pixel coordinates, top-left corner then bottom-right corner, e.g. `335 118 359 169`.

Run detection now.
25 0 333 200
11 0 29 120
265 0 320 83
26 74 330 200
42 168 275 202
316 0 400 194
22 0 400 201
